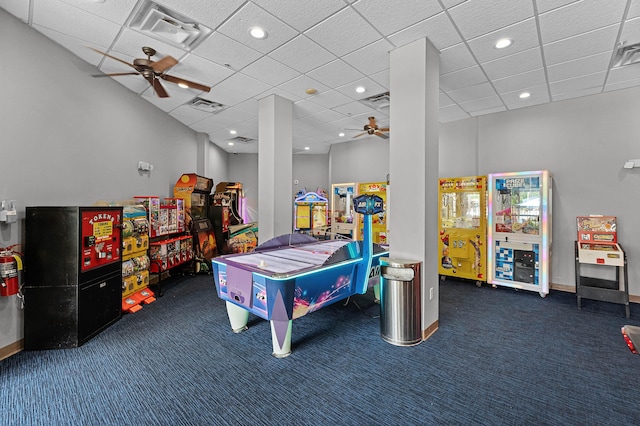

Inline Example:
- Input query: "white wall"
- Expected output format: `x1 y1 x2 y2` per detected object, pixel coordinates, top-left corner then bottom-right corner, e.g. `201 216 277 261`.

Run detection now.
0 9 227 354
329 137 389 184
293 154 330 195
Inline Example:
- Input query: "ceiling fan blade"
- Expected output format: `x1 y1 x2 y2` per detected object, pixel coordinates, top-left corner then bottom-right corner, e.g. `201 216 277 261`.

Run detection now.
91 72 139 78
151 55 179 73
375 131 389 139
161 74 211 92
378 127 390 132
145 75 169 98
88 47 136 69
353 132 367 138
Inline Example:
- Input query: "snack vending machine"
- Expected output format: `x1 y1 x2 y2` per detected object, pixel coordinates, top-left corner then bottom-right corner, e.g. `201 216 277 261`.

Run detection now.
487 170 552 296
24 206 123 349
438 176 487 283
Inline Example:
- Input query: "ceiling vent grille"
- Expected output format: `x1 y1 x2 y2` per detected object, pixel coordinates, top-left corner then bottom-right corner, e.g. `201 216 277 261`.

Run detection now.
229 136 255 144
612 42 640 68
128 1 212 50
187 98 227 114
358 92 390 110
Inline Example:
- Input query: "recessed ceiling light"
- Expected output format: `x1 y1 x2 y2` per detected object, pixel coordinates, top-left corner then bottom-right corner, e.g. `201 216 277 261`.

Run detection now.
230 130 237 135
339 132 345 137
355 86 366 93
519 92 531 99
178 82 189 89
304 147 310 150
228 142 234 146
494 38 513 49
249 27 267 39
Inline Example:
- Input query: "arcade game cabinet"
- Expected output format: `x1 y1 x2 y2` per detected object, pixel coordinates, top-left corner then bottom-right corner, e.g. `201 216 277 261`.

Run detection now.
174 173 217 272
210 181 249 254
294 191 329 239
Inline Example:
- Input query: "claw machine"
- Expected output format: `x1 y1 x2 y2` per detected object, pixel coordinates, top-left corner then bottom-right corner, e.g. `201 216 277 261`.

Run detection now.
356 181 388 244
24 206 123 349
438 176 487 283
331 183 357 239
487 170 552 296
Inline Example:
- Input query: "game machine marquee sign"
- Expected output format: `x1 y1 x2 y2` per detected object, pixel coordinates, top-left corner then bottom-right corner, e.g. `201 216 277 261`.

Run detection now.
487 170 552 297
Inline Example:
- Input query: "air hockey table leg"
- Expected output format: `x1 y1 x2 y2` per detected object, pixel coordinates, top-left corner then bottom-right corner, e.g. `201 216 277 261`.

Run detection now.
373 283 380 303
225 301 249 333
271 319 293 358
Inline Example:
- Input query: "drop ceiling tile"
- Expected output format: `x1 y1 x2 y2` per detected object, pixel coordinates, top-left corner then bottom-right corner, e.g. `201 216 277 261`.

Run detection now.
33 26 107 66
543 24 620 65
306 89 353 109
277 75 329 99
439 104 469 122
293 99 328 117
387 11 462 51
192 32 263 71
439 43 477 75
240 56 300 86
161 0 247 33
0 0 29 21
468 105 507 116
440 66 488 92
447 82 498 104
369 69 390 88
170 105 214 126
307 109 349 124
256 87 304 102
539 0 627 44
552 85 602 101
440 0 467 9
304 7 381 57
31 0 122 48
492 68 547 93
217 2 298 54
306 59 365 88
335 77 386 100
269 35 337 73
58 0 138 25
342 39 394 76
629 1 640 19
200 85 252 107
331 101 375 116
230 117 259 139
141 85 198 111
607 62 640 84
440 91 455 107
502 84 551 109
353 0 442 36
252 0 346 32
550 71 607 95
170 53 236 88
535 0 579 14
547 51 612 82
215 72 272 99
448 0 534 40
109 28 187 63
605 76 640 92
467 18 540 63
620 16 640 42
481 47 544 80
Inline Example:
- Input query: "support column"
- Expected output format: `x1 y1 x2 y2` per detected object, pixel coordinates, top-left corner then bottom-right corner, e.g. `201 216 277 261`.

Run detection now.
389 38 439 338
196 132 209 177
258 94 293 242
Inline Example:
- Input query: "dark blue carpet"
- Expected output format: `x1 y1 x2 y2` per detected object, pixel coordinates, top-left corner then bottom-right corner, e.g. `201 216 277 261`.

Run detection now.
1 275 639 425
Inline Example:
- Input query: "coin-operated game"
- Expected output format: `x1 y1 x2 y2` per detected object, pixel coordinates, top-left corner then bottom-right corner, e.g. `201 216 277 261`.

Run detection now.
174 173 217 265
356 181 388 244
293 191 329 238
487 170 552 296
210 182 257 254
438 176 487 284
331 183 357 239
212 194 388 358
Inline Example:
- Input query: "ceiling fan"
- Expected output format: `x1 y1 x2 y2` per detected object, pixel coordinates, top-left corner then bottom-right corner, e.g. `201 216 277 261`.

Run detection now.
89 46 211 98
352 116 389 139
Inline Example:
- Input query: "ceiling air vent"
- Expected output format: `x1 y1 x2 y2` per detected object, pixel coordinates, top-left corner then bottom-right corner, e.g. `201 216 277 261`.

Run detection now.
128 1 212 50
612 42 640 68
229 136 255 144
187 98 227 114
358 92 390 110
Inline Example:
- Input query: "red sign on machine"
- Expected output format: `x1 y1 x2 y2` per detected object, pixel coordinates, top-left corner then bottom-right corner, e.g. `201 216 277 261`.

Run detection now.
81 210 121 272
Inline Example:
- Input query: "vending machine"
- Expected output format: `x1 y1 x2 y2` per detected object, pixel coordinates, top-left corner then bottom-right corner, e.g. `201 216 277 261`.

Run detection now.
438 176 487 283
487 170 552 296
331 183 357 239
24 206 123 349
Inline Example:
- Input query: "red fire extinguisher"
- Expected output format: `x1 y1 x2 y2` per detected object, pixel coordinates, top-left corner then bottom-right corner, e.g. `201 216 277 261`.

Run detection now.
0 246 22 297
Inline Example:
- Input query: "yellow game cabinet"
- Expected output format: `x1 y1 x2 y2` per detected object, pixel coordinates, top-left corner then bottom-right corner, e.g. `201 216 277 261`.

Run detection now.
438 176 487 283
357 181 388 245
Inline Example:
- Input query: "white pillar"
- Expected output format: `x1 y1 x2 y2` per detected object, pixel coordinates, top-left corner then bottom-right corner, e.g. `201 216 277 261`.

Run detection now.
258 94 293 242
389 38 440 338
196 132 209 177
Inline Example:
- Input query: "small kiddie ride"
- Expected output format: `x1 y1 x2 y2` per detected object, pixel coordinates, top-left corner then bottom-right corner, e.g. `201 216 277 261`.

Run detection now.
212 194 388 358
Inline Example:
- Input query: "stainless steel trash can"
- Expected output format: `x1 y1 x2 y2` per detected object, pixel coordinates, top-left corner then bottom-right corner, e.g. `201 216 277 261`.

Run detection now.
379 257 422 346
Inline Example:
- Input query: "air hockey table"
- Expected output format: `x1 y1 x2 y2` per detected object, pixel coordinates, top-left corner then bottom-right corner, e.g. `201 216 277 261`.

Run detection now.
212 194 388 357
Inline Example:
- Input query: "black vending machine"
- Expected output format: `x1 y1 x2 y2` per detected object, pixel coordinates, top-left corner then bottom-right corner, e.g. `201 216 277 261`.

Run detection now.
24 206 123 350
